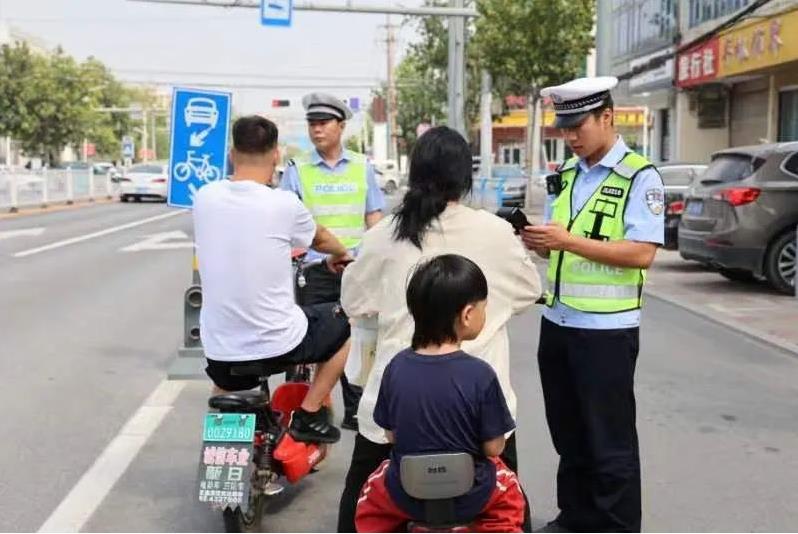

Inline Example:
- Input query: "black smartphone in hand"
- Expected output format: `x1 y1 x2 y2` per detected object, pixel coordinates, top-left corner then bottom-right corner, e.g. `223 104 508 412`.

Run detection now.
496 207 531 234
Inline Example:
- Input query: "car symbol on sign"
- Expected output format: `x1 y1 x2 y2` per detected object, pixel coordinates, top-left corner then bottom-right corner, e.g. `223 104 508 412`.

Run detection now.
184 97 219 129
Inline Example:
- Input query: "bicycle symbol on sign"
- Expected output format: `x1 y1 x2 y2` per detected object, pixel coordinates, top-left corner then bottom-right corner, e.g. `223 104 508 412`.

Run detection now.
174 151 222 183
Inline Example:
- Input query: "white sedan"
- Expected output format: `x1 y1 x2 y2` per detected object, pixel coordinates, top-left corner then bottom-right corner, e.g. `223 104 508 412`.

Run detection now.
119 163 169 202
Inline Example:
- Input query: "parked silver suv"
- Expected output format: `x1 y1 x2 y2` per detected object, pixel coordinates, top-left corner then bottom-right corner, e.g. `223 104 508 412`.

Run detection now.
679 142 798 294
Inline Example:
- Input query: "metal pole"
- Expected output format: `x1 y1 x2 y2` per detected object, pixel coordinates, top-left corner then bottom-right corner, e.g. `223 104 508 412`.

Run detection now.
127 0 478 17
66 168 74 205
41 167 49 207
386 15 397 162
643 106 650 159
142 111 149 162
106 169 113 200
9 172 18 213
479 70 493 181
88 166 95 202
447 0 466 137
4 136 11 167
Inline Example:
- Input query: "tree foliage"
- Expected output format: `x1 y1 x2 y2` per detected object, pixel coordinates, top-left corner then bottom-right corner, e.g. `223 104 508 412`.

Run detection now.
474 0 595 96
0 43 145 164
392 1 480 151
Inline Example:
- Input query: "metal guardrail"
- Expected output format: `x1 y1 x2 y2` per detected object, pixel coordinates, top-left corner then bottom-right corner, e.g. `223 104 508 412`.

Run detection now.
0 168 117 212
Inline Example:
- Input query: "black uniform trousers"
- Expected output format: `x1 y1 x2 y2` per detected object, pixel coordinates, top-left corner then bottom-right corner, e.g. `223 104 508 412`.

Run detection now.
538 317 641 533
298 262 363 423
336 433 533 533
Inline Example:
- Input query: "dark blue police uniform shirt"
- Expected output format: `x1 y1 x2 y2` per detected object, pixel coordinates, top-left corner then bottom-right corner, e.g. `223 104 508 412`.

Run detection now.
374 349 516 522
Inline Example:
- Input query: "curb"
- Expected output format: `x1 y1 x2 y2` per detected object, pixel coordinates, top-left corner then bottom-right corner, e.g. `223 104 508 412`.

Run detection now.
645 287 798 358
0 197 116 219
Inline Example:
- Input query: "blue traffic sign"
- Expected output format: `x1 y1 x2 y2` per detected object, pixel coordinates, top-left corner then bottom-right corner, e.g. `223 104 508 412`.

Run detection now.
261 0 292 27
122 136 135 158
168 88 232 209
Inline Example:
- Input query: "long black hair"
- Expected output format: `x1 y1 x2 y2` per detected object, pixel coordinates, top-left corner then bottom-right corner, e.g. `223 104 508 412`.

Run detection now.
393 126 473 249
406 254 488 350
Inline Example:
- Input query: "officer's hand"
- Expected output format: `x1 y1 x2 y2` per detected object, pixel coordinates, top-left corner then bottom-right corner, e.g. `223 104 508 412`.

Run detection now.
327 253 354 274
522 223 573 252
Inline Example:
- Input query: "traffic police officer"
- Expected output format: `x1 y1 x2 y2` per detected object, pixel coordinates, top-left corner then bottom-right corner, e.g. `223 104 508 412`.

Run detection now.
522 77 664 533
280 92 386 432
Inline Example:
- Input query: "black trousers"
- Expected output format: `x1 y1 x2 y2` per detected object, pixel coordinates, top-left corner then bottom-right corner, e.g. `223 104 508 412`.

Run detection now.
299 262 363 422
336 433 533 533
537 317 641 533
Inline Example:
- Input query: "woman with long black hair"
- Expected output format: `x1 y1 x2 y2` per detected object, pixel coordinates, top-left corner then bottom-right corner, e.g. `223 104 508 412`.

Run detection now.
338 126 542 532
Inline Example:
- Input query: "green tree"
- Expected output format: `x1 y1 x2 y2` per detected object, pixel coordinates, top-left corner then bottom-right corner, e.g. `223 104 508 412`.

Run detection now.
474 0 594 171
392 0 480 152
0 43 141 165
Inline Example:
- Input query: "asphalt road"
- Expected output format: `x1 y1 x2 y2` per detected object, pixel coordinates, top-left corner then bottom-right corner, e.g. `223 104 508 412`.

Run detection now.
1 200 797 532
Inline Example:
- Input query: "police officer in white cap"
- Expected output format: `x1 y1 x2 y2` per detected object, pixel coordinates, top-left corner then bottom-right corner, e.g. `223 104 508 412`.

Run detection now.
281 92 386 433
521 77 664 532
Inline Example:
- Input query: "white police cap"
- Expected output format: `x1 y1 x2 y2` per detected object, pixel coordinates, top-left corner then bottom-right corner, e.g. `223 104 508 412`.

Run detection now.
541 76 618 128
302 92 353 121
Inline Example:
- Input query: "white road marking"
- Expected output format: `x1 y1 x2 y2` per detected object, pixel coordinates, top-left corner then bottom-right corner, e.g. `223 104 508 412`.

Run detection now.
38 380 187 533
0 227 45 240
14 211 185 258
120 230 194 252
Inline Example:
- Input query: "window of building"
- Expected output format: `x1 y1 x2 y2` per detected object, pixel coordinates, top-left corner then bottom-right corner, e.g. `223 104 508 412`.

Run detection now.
778 89 798 142
612 0 677 58
688 0 753 28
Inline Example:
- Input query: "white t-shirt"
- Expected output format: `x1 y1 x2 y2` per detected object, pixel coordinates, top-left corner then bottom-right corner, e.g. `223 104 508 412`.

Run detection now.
193 179 316 362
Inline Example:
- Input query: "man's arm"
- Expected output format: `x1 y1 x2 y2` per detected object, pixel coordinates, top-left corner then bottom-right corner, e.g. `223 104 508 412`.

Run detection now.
482 435 506 458
524 167 664 268
365 210 383 229
364 162 386 229
522 224 658 269
312 224 350 258
279 163 302 198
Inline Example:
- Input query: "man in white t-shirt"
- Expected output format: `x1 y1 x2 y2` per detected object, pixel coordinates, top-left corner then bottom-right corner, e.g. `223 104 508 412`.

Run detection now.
193 116 352 444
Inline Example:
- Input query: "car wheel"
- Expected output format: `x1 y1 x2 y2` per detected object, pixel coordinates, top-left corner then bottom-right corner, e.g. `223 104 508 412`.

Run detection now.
764 231 796 295
133 195 142 203
384 180 397 195
718 268 756 283
120 195 128 203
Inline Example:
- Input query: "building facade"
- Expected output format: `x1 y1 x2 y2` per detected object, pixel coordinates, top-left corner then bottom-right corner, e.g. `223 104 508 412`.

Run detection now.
597 0 798 163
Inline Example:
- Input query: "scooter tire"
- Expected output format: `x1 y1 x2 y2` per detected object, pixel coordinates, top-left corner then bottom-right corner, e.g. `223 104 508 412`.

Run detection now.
222 494 266 533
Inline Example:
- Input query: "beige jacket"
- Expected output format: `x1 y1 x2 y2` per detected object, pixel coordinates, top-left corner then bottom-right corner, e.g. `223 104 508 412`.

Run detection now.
341 203 543 444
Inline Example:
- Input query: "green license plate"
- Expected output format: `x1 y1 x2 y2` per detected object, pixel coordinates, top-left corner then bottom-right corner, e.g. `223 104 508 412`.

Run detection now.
203 413 256 443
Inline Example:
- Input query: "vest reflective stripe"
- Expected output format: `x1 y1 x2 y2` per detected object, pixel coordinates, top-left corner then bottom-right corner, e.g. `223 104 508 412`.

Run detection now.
309 204 366 217
325 227 365 239
546 152 652 313
297 155 368 250
559 283 640 300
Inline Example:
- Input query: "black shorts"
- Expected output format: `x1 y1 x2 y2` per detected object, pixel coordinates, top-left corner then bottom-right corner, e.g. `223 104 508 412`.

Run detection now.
205 302 350 392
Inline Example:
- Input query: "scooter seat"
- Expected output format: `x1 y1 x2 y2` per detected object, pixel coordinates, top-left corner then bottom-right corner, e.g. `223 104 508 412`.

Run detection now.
208 391 267 413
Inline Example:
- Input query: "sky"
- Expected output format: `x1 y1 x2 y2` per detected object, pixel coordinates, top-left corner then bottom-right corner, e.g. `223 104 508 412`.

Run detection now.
0 0 426 140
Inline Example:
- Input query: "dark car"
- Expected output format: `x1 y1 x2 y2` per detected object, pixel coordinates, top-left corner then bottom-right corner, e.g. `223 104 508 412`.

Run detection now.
657 163 708 250
679 142 798 294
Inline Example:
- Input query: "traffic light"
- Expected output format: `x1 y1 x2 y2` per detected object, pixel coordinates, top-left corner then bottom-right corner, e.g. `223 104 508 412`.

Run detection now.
272 99 290 108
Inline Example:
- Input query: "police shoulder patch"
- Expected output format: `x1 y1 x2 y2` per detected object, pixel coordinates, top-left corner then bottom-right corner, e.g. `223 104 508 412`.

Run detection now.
645 188 664 215
601 185 624 198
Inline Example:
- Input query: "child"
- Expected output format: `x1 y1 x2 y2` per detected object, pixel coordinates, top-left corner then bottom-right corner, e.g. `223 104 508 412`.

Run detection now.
355 254 526 533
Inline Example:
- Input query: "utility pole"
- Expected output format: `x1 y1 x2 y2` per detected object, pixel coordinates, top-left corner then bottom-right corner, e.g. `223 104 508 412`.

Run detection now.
479 70 493 180
142 111 149 162
447 0 466 137
383 16 399 162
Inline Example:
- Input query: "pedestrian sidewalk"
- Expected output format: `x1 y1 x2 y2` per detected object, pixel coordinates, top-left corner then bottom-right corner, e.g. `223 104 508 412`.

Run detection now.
523 187 798 357
646 250 798 356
